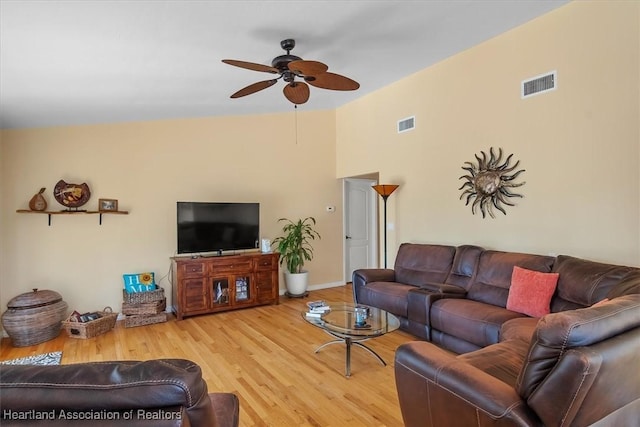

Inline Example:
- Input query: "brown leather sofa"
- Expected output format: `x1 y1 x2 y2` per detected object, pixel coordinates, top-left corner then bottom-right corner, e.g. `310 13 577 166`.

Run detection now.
395 294 640 426
353 243 640 426
0 358 239 427
353 243 640 353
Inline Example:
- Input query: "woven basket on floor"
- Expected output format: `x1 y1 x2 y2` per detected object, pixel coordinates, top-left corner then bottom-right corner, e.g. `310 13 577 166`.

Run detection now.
124 312 167 328
122 298 166 316
61 307 117 339
2 289 68 347
122 287 164 304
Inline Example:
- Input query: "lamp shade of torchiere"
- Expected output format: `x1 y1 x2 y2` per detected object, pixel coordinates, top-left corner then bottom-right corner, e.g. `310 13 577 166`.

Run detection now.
372 184 399 268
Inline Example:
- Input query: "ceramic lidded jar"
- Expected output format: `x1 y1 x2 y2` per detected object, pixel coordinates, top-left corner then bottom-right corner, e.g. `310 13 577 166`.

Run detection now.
1 289 68 347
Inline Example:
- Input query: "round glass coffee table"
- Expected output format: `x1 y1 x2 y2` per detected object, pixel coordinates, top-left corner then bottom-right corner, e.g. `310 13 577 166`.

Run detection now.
301 302 400 377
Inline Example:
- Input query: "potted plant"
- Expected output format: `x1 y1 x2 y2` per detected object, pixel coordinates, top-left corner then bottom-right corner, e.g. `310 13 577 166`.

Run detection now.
272 217 321 296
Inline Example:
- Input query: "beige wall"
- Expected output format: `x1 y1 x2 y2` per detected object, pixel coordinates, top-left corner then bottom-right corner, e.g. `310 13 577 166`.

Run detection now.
1 1 638 323
336 0 640 268
0 110 343 315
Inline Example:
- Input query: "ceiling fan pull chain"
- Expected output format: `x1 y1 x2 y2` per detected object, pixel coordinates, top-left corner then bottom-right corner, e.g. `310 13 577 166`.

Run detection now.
295 105 298 145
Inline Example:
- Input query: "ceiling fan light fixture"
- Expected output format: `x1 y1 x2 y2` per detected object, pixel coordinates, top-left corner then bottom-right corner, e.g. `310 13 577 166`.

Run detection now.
282 71 295 83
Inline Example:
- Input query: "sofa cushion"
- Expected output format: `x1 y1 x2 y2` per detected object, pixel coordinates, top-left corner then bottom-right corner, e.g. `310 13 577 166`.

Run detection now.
551 255 638 309
394 243 456 286
356 281 414 318
467 251 555 307
506 266 559 318
516 294 640 399
444 245 483 289
431 298 526 349
457 339 530 387
606 269 640 299
500 317 539 343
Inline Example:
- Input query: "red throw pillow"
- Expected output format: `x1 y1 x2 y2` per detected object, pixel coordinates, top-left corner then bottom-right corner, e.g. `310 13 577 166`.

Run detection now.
507 266 559 318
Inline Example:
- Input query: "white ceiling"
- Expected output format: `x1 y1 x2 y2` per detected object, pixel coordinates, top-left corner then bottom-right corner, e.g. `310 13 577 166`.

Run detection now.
0 0 569 130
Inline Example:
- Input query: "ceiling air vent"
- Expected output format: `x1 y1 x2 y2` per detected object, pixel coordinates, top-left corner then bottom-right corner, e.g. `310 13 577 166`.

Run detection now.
521 71 557 99
397 116 415 133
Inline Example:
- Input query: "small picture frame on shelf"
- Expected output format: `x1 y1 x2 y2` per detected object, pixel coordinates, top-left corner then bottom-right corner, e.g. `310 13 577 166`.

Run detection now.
99 198 118 212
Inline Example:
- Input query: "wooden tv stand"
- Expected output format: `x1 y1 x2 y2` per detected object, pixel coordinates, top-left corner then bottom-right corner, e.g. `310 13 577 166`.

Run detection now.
171 252 279 320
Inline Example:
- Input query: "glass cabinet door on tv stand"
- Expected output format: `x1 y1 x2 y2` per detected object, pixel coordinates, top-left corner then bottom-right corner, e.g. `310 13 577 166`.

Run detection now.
234 276 252 303
210 275 255 307
211 278 230 307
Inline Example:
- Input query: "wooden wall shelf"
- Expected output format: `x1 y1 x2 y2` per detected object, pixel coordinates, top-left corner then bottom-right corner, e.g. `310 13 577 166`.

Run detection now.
16 209 129 226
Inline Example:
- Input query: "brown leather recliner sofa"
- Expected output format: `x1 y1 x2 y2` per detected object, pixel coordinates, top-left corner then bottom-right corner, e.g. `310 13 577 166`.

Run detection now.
395 294 640 426
353 243 640 426
0 358 239 427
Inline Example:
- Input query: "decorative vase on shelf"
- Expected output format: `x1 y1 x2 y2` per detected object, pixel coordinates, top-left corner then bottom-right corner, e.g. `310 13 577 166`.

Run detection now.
28 188 47 211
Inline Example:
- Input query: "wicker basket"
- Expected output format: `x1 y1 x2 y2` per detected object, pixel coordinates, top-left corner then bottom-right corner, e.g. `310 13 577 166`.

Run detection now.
122 287 165 304
62 307 118 339
2 289 68 347
122 298 166 316
124 312 167 328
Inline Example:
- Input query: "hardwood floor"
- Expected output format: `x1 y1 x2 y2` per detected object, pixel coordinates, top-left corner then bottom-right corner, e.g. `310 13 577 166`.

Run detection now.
1 284 416 426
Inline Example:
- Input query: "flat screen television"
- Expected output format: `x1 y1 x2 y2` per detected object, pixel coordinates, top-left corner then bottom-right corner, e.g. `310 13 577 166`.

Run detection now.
177 202 259 255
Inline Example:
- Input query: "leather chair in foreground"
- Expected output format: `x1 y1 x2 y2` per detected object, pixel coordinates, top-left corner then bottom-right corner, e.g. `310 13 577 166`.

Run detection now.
394 294 640 426
0 358 239 427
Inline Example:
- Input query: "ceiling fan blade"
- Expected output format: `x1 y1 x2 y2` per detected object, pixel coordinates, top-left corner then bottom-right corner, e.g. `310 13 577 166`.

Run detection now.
222 59 279 74
305 72 360 91
230 79 278 98
283 81 310 105
288 60 328 76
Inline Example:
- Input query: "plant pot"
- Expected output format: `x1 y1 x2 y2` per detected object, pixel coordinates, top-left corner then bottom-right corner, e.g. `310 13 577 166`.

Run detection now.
284 270 308 296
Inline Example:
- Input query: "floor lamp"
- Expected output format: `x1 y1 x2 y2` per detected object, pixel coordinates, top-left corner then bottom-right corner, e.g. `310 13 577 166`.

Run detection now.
372 184 399 269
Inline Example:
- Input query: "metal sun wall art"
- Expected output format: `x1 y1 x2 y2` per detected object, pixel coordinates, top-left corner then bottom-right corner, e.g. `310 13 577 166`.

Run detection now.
458 147 526 219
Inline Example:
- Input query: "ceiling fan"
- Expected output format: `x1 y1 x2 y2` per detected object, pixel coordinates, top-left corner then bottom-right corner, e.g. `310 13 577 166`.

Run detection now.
222 39 360 105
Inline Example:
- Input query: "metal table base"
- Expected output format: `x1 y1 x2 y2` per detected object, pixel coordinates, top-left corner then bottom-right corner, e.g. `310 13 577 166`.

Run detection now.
314 330 386 377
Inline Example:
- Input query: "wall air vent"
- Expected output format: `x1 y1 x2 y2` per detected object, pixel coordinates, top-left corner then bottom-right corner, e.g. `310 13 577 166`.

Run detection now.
521 71 557 99
397 116 415 133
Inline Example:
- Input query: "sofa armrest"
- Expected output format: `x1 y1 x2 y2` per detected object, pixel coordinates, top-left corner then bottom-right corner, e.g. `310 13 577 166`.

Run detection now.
352 268 395 284
394 341 540 427
406 286 466 341
420 281 467 295
352 268 395 302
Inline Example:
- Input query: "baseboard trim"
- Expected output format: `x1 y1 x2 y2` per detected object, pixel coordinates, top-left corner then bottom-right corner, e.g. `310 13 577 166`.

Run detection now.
113 282 347 320
279 281 345 295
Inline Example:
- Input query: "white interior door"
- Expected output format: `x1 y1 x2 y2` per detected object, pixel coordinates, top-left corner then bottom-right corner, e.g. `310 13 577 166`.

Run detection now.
344 179 377 282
